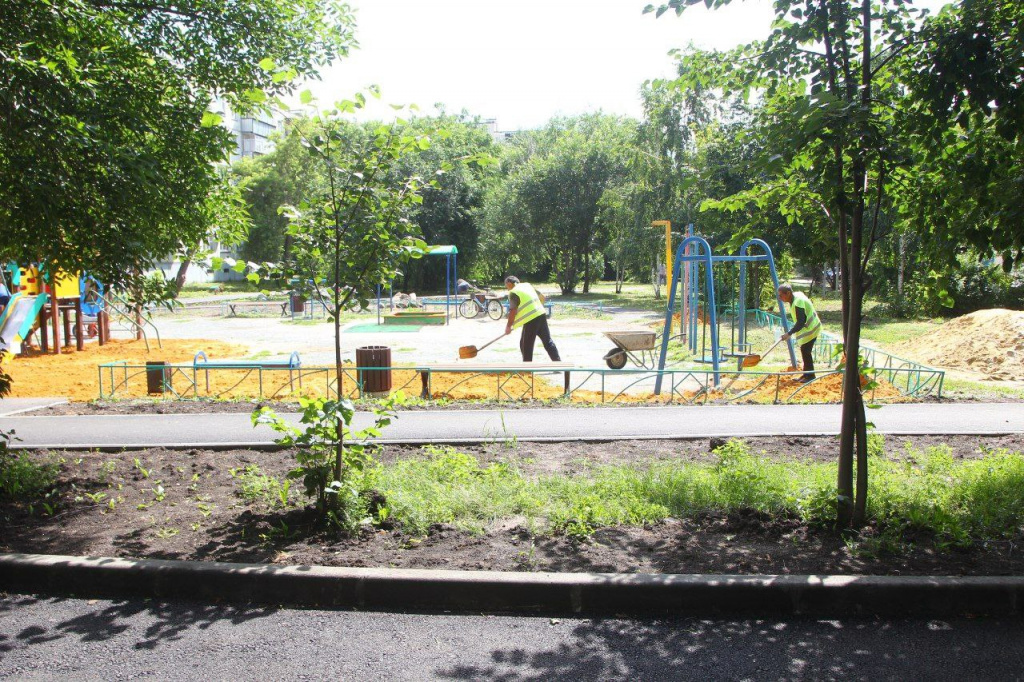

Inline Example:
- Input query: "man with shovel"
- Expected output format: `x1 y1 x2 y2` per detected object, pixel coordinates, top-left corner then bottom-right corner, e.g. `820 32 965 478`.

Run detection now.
777 283 821 382
504 276 561 362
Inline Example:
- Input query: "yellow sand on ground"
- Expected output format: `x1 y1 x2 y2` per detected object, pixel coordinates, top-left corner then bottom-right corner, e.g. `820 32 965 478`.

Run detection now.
716 372 906 404
3 340 249 400
0 337 907 404
891 309 1024 381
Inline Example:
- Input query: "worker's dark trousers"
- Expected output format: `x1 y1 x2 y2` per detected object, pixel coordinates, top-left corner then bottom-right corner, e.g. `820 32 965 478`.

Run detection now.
800 338 816 381
520 315 560 362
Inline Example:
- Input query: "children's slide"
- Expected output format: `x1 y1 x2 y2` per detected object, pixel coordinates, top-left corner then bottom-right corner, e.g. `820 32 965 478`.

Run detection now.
0 293 48 354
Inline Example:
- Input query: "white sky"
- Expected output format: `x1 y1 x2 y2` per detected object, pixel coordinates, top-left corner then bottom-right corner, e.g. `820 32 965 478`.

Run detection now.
299 0 778 130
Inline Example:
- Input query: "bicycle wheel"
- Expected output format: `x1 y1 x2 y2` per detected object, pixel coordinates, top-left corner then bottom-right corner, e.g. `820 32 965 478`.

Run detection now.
486 300 504 320
459 299 479 319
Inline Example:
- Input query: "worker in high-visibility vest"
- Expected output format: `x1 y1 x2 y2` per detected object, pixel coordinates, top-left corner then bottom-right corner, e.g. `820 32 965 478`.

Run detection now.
777 283 822 383
503 276 561 362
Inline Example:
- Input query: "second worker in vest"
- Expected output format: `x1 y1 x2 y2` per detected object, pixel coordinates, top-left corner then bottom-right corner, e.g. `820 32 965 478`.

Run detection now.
503 276 561 362
777 283 822 383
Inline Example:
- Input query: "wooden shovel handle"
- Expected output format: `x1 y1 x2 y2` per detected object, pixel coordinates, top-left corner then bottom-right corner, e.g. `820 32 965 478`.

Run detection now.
475 333 506 353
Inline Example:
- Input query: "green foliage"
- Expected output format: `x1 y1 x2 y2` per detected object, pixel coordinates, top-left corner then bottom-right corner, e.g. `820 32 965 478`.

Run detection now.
476 114 636 293
0 0 354 288
254 394 401 528
230 464 288 506
362 439 1024 550
0 452 60 502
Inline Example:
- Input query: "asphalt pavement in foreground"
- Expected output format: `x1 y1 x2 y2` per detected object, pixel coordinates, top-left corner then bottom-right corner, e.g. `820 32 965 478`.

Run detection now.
1 595 1021 680
1 402 1022 448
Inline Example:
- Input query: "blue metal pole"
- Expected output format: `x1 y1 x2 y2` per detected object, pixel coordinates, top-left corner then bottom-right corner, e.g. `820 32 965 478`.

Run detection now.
453 252 458 321
744 238 798 368
445 253 451 325
704 248 721 386
738 247 747 352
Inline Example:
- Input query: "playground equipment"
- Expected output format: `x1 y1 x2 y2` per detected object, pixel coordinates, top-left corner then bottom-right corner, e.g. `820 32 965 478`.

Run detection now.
375 245 460 325
0 263 117 354
0 293 48 355
96 289 161 351
602 331 658 370
654 233 798 393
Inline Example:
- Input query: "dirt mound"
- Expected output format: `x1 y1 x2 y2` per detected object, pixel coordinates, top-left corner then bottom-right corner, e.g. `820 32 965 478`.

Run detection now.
891 309 1024 381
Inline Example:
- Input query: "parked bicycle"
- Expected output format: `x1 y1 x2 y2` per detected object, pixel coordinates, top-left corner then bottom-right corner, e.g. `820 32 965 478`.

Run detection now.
459 286 504 320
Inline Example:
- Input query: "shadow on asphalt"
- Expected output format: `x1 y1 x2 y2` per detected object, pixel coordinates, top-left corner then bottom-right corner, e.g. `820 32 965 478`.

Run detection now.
0 594 277 652
435 615 1021 680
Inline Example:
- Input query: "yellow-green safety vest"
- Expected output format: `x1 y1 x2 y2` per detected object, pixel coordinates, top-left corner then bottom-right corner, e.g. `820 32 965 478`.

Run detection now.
510 283 544 329
787 291 821 345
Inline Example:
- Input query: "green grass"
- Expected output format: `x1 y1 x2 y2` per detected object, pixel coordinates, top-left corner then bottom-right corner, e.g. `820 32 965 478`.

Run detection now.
177 281 264 300
361 439 1024 547
941 377 1024 400
229 464 289 506
1 452 60 501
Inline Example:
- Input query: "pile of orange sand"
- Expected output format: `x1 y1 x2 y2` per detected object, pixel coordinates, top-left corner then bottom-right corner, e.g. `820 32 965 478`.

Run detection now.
891 309 1024 381
2 340 249 400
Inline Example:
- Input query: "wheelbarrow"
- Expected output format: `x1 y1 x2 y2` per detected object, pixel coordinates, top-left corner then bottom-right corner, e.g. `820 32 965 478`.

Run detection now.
602 331 658 370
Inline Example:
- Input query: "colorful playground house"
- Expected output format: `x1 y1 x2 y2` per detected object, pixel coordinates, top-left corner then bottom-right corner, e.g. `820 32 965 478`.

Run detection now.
0 263 105 355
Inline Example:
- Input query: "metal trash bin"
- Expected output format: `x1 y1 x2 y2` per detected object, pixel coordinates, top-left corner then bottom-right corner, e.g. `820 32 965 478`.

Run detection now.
145 361 171 395
356 346 392 397
290 294 305 313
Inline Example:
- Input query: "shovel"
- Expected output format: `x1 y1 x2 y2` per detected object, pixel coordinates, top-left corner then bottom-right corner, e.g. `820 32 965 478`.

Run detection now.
742 335 788 368
458 333 506 360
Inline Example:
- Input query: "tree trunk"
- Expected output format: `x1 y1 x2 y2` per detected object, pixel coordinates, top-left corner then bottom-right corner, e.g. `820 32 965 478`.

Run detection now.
174 258 192 293
582 241 591 294
897 233 905 296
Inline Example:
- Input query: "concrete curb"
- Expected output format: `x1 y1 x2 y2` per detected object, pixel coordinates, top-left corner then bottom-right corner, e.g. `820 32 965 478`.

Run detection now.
9 432 1024 452
2 553 1021 617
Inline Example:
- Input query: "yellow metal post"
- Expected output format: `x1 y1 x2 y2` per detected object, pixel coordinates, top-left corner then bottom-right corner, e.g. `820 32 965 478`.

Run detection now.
652 220 672 291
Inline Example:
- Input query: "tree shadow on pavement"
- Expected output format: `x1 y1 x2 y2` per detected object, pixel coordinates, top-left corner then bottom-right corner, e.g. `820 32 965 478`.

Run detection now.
436 615 1023 680
1 595 277 653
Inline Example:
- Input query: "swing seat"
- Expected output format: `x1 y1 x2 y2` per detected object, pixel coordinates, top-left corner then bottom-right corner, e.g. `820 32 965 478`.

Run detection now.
694 353 725 364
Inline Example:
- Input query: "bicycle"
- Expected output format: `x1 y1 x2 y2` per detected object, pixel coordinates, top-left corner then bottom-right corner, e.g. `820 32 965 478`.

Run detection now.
459 289 504 320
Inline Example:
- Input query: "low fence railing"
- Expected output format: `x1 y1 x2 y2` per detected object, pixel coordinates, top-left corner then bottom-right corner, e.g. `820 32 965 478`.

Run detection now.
97 362 943 403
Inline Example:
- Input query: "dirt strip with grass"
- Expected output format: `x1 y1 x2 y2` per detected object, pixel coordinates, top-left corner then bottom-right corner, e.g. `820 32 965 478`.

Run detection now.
3 435 1023 576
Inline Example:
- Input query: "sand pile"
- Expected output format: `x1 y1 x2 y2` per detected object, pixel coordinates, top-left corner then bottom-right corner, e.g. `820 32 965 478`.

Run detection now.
891 309 1024 381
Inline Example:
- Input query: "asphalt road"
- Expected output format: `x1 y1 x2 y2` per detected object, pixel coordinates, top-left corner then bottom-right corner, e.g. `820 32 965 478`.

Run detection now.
2 403 1023 448
1 595 1021 680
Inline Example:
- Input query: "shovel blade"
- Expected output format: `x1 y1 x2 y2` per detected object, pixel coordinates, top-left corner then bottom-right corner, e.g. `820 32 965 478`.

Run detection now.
458 345 478 359
741 354 762 368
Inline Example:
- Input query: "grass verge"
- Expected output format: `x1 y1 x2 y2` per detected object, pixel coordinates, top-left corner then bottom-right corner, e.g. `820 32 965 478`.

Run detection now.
363 439 1024 548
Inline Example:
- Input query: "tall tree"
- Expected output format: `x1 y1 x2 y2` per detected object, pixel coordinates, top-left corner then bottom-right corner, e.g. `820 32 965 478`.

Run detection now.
480 114 635 293
648 0 928 526
0 0 354 288
247 94 441 518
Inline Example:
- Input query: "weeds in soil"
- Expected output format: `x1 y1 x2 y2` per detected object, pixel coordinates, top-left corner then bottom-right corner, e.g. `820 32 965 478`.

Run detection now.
0 452 60 502
365 439 1024 550
230 464 289 507
254 392 403 531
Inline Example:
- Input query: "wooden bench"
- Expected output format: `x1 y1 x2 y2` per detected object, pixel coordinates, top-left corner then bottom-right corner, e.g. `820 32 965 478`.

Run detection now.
414 362 575 399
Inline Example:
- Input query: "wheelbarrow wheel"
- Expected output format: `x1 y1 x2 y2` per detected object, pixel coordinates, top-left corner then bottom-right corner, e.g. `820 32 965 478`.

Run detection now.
604 348 628 370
